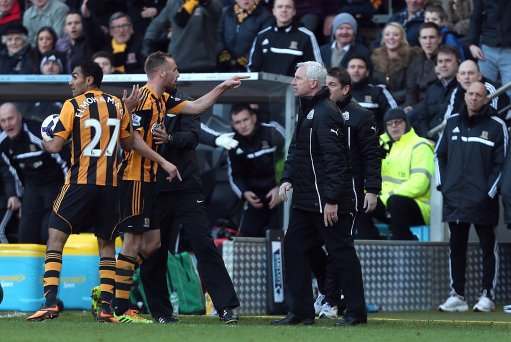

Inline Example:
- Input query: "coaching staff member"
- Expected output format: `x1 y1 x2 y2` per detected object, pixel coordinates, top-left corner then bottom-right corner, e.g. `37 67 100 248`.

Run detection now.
141 106 240 324
0 102 67 244
273 61 366 326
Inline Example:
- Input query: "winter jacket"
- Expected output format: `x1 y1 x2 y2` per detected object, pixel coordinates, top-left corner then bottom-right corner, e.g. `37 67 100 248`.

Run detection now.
247 22 322 77
351 78 397 133
435 104 508 225
227 121 285 200
335 97 381 209
467 0 511 48
380 128 434 223
282 87 356 213
405 50 438 107
319 41 370 70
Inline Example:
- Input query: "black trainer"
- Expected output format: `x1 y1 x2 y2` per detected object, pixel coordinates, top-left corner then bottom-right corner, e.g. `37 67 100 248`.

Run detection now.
271 313 314 325
219 308 238 324
156 315 179 324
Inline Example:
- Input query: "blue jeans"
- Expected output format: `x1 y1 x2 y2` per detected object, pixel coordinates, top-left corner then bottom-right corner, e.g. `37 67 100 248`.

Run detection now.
479 44 511 98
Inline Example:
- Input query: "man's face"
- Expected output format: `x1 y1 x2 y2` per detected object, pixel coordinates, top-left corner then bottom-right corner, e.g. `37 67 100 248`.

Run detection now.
41 61 61 75
436 52 458 80
31 0 48 9
159 57 180 91
0 105 23 139
335 24 354 46
419 27 440 57
3 33 26 55
457 61 482 90
347 59 369 83
69 66 90 96
386 118 406 141
273 0 295 27
94 57 114 75
425 11 444 26
65 14 83 41
0 0 14 13
109 16 133 44
465 82 487 115
292 66 313 97
406 0 425 14
231 109 257 137
326 75 349 103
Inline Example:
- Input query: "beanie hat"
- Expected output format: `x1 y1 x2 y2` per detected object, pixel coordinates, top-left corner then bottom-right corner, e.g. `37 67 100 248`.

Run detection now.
40 52 64 73
331 12 357 40
384 108 410 138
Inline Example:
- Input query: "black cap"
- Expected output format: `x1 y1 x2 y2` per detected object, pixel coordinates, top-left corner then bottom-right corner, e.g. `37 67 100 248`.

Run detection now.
384 108 407 123
1 22 28 36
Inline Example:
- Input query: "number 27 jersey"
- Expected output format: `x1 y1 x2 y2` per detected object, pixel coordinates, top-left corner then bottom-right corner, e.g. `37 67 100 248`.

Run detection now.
53 89 131 186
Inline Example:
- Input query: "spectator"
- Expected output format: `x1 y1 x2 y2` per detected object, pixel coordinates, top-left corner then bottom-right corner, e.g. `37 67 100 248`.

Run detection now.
22 0 69 46
388 0 425 46
143 0 223 73
371 22 419 105
424 3 465 60
0 0 22 29
126 0 166 34
79 0 127 31
92 51 115 75
445 0 472 37
467 0 511 98
0 23 38 74
217 0 272 72
39 51 64 75
293 0 323 33
319 12 370 70
30 26 65 73
412 45 459 139
247 0 322 77
226 105 285 237
376 108 434 240
101 12 144 73
443 59 510 123
346 55 397 133
436 81 508 313
0 102 67 244
405 22 442 108
56 11 104 74
322 0 376 41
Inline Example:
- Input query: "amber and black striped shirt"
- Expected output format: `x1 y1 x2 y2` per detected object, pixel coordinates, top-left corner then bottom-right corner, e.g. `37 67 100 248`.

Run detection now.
53 89 131 186
118 85 189 182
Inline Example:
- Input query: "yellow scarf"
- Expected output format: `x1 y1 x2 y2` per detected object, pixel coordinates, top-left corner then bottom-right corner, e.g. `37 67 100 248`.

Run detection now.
234 0 260 24
111 38 127 73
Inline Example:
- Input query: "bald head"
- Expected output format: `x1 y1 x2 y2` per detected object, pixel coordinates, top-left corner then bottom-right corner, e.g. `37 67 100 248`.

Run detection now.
0 103 22 138
457 60 482 90
465 81 488 116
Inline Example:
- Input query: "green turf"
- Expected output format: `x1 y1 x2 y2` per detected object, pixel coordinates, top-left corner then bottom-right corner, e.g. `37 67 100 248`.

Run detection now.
1 311 510 342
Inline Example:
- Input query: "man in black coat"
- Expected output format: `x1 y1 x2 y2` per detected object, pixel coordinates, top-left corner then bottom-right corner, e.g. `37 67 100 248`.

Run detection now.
140 109 240 324
272 61 366 326
436 82 508 313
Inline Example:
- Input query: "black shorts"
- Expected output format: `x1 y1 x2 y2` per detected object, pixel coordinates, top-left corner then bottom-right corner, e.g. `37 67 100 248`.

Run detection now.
49 184 120 241
118 180 157 234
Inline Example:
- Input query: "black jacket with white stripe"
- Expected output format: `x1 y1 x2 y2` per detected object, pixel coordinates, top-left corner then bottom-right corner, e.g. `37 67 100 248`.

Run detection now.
0 119 67 187
435 104 508 225
282 87 356 213
247 22 322 77
227 121 285 200
350 78 397 134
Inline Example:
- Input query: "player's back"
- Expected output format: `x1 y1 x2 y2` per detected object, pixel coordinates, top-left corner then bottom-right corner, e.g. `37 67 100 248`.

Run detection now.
53 89 131 186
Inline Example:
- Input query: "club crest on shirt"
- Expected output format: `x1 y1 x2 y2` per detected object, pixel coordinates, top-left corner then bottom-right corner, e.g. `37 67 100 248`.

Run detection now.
480 130 489 139
236 147 244 155
261 140 270 149
29 144 37 152
364 95 372 103
306 110 314 120
289 41 298 50
132 114 142 127
341 111 350 121
144 217 150 228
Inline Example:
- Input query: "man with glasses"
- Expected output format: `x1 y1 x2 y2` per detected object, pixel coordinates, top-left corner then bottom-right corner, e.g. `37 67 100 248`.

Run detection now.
102 12 143 73
374 108 434 240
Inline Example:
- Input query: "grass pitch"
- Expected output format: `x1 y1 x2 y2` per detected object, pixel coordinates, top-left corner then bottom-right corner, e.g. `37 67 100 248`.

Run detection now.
1 310 510 342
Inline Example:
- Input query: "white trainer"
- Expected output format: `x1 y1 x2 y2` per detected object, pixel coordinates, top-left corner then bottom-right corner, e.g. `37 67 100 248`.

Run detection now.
314 293 325 316
438 294 469 312
473 294 495 312
318 302 338 319
504 304 511 314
